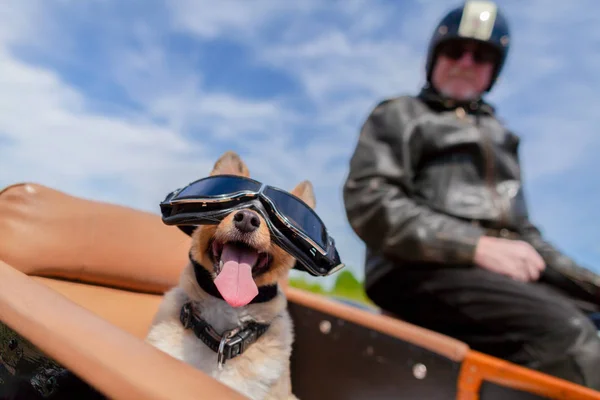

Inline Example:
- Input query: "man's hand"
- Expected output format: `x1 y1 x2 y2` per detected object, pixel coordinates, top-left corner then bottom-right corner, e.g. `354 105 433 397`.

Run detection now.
473 236 546 282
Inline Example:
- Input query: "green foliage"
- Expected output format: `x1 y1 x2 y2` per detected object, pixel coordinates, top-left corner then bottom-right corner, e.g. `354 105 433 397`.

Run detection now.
287 278 329 296
289 269 375 307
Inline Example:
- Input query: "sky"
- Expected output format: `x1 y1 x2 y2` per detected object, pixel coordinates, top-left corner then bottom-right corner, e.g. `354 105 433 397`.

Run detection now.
1 0 599 289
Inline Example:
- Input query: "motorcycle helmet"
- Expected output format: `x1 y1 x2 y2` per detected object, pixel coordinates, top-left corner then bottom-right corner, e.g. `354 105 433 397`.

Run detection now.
425 1 511 92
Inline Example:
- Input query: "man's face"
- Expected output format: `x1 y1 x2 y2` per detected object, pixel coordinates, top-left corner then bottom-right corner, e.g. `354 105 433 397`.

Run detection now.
431 39 499 101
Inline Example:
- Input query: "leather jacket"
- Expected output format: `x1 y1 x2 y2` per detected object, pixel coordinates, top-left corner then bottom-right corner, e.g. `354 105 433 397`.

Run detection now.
343 87 600 306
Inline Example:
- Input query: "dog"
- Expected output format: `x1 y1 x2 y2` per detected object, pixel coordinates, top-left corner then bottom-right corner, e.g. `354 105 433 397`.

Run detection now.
146 151 312 400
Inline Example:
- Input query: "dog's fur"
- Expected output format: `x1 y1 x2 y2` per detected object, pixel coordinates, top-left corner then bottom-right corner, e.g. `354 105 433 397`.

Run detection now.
146 151 314 400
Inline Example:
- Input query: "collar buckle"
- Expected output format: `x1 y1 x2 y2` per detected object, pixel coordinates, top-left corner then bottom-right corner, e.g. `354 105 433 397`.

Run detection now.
180 303 192 328
180 302 269 370
217 328 241 370
216 325 262 370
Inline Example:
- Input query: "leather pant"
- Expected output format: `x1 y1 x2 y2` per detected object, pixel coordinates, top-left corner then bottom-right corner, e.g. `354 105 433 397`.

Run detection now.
367 266 600 390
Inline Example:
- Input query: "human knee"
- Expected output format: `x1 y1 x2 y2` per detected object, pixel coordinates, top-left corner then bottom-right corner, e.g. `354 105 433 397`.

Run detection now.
566 315 600 350
570 317 600 389
546 315 599 356
542 316 600 389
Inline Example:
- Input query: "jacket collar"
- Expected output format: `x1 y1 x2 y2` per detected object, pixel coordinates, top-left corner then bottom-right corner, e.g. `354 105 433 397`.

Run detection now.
417 85 496 116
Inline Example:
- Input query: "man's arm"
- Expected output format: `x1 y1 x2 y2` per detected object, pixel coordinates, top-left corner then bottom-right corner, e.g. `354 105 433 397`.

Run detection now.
513 156 600 298
342 99 485 265
517 215 600 298
518 217 578 270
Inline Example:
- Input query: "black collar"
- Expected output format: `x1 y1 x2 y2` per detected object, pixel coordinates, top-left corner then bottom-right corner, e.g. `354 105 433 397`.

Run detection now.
184 253 276 368
189 252 278 304
180 302 270 369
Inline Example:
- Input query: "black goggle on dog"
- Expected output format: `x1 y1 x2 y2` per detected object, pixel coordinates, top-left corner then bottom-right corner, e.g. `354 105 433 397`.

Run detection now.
160 175 345 277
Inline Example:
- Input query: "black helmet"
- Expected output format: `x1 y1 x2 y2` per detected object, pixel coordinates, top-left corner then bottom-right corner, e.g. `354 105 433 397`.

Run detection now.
425 1 511 92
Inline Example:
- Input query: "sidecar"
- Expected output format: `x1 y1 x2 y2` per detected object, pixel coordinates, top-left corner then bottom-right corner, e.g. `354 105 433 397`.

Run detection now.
0 182 599 400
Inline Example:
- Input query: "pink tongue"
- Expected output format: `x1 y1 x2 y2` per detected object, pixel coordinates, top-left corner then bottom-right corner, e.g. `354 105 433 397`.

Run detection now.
214 243 259 307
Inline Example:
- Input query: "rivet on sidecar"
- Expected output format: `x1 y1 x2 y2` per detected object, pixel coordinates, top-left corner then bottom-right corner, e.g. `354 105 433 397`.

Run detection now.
413 363 427 379
319 320 332 334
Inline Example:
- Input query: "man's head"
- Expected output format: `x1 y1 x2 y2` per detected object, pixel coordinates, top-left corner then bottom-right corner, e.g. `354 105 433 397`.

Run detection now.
425 1 510 101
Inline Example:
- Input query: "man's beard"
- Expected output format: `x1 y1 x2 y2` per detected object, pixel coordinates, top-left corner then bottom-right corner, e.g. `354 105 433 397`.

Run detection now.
438 67 482 101
438 84 479 101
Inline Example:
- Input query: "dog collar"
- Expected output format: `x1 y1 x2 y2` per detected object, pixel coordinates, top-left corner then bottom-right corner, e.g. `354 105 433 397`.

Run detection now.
189 253 278 304
179 302 270 369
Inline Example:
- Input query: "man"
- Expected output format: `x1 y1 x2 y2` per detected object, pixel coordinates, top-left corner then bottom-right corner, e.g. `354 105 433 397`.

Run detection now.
342 0 600 390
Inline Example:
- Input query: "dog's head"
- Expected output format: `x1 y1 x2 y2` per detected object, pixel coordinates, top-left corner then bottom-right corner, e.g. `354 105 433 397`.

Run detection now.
189 151 316 308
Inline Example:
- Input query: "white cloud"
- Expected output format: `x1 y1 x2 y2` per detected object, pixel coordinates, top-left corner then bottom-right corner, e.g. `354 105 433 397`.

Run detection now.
0 0 41 43
263 36 424 104
0 46 210 205
167 0 323 40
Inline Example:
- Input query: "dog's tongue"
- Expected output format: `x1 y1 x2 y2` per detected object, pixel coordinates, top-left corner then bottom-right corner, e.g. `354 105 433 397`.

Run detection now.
214 243 259 307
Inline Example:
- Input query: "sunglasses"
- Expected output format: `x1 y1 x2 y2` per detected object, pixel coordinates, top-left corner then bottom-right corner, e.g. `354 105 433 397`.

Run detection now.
160 175 345 277
438 41 500 64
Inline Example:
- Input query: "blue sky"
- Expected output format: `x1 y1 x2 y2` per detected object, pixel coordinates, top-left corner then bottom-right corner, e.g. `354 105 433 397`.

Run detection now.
1 0 599 288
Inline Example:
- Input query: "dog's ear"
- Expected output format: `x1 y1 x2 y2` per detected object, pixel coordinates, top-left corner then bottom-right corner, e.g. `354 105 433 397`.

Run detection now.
290 180 316 209
210 151 250 177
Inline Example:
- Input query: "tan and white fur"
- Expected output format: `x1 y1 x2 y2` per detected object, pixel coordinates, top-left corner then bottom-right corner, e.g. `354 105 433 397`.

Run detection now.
146 151 313 400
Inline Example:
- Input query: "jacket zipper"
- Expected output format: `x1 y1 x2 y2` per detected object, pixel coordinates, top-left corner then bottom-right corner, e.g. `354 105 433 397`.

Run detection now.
477 113 509 227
